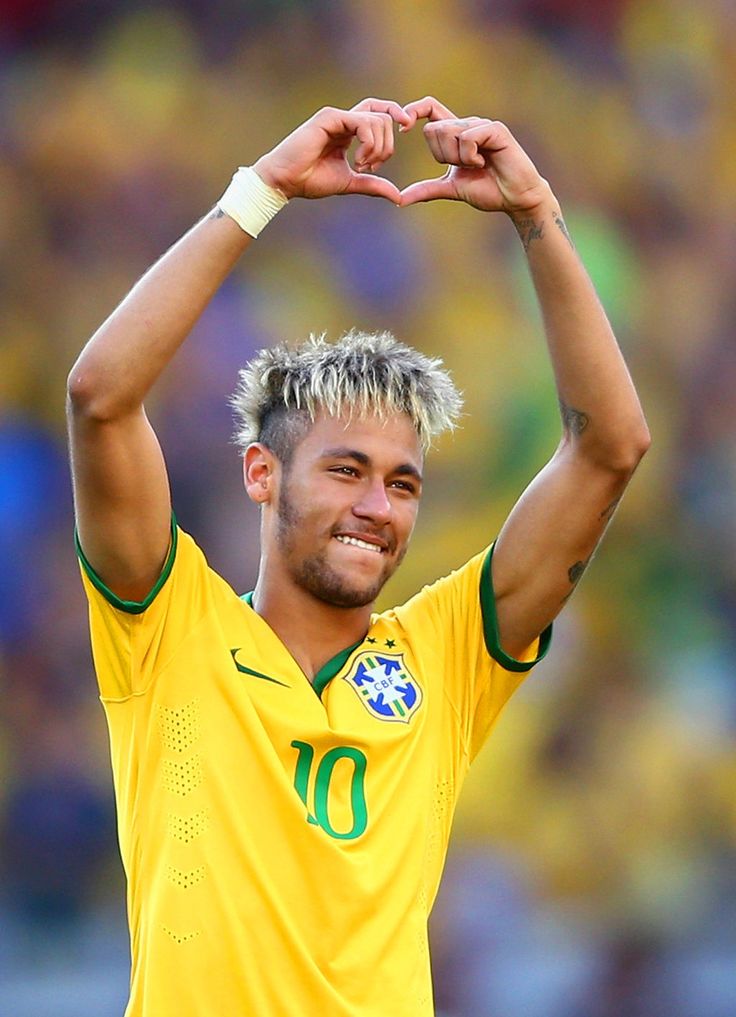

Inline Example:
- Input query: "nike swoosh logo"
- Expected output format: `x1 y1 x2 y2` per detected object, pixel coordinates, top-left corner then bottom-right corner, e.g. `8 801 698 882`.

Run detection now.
230 649 290 687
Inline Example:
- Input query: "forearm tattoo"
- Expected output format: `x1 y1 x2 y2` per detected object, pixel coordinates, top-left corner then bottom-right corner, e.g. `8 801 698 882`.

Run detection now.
514 216 545 252
559 398 589 436
553 210 574 249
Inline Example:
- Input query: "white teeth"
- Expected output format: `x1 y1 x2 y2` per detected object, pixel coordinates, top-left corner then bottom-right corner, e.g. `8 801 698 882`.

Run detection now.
335 535 383 553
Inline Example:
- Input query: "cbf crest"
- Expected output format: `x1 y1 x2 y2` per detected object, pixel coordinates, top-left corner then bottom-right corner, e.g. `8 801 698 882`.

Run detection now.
344 651 422 723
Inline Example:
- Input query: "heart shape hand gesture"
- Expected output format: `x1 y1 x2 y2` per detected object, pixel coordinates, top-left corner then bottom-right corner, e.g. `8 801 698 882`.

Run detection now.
253 96 552 217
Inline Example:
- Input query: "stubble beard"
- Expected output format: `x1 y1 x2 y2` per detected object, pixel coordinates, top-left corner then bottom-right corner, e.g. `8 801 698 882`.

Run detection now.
276 479 404 609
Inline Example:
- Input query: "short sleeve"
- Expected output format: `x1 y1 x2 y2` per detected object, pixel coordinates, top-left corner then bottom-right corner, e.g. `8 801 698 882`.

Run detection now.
76 520 215 701
394 542 552 760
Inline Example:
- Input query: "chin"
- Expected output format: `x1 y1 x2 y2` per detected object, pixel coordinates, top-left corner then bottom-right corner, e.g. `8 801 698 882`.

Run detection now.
295 557 390 609
319 589 377 610
313 575 385 610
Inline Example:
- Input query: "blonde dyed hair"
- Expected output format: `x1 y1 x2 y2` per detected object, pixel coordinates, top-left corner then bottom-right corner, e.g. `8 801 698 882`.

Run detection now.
231 329 463 458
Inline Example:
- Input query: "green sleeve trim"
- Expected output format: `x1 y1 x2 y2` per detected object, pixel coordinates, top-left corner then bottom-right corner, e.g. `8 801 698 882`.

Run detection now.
479 542 553 672
75 514 178 615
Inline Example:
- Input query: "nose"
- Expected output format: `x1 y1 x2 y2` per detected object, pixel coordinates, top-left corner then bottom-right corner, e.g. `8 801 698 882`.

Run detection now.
353 477 392 525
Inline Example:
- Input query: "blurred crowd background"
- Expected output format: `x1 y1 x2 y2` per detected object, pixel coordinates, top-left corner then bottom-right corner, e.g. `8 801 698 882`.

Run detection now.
1 0 735 1014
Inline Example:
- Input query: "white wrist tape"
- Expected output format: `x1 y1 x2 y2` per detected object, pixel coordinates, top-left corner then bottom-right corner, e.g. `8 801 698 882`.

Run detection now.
217 166 289 238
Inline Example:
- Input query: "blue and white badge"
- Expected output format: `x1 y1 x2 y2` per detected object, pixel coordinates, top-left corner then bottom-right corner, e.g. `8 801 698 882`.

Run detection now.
344 651 422 723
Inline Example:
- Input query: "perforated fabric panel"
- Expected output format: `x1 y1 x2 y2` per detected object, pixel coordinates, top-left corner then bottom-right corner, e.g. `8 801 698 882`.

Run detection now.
167 809 209 844
157 700 200 754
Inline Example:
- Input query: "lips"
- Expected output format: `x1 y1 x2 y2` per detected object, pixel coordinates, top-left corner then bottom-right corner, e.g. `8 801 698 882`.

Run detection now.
333 531 389 553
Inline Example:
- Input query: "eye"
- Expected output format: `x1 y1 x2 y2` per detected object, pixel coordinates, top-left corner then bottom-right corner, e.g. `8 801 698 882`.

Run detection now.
329 465 360 477
389 479 418 494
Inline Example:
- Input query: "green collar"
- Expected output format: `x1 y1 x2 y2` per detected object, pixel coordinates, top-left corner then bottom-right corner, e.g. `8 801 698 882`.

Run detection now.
241 592 363 698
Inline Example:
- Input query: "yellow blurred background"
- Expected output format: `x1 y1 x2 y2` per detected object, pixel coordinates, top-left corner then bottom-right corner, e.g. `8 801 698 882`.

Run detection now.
1 1 735 1014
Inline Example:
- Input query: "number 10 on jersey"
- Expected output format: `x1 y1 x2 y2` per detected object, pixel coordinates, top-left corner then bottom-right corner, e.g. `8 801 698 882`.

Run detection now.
291 740 368 841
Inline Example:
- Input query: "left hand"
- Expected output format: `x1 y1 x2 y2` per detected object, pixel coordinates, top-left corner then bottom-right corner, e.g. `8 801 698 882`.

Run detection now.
399 96 552 214
253 98 410 204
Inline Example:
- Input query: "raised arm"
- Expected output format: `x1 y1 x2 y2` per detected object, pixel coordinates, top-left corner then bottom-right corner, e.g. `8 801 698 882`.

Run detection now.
67 100 409 602
401 97 650 659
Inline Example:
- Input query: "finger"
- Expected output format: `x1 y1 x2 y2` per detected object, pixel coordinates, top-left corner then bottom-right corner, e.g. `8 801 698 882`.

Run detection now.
346 171 402 204
459 121 544 196
434 126 461 167
314 106 357 138
353 120 378 170
426 122 469 168
459 120 514 155
351 97 412 130
315 108 383 152
375 112 395 168
399 174 457 206
456 118 488 167
402 95 457 130
355 114 396 172
458 131 485 169
354 114 395 171
457 121 536 178
359 113 393 171
423 119 486 166
422 123 446 165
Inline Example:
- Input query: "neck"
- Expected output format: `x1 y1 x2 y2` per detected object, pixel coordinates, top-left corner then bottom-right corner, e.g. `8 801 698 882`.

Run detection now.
251 569 373 683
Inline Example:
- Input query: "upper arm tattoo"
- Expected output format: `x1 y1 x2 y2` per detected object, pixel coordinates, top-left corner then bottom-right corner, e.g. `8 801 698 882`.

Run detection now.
209 206 226 220
560 498 621 605
561 551 594 603
599 497 621 522
559 398 589 436
568 558 590 585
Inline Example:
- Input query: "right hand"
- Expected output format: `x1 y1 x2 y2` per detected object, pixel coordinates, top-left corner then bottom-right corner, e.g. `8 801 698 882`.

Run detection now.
399 97 551 216
253 99 410 203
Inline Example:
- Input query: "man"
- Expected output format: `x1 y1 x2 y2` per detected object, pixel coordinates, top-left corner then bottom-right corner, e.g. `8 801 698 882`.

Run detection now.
67 96 649 1016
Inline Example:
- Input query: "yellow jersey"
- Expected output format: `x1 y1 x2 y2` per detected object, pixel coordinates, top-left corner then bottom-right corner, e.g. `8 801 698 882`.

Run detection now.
77 520 550 1017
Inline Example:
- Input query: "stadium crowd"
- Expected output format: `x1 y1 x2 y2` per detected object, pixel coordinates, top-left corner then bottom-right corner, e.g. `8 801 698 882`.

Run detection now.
1 0 735 1014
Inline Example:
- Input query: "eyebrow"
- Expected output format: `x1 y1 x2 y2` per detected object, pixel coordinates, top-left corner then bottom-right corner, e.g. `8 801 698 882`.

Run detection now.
320 446 424 484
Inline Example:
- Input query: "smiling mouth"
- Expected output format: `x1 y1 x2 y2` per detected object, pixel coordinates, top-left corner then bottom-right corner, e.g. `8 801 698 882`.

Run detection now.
334 535 385 554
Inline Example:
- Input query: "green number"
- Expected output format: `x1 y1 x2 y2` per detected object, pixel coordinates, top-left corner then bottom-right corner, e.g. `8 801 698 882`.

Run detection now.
291 739 319 826
291 741 368 841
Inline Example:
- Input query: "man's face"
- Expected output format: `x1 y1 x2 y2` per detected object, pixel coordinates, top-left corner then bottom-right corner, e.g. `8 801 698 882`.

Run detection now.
271 412 423 609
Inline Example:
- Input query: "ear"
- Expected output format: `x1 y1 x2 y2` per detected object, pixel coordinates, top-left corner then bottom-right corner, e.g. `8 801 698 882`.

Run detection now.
244 443 278 504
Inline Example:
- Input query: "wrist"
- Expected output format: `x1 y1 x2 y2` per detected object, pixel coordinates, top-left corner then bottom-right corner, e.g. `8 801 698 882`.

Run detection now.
217 166 289 238
506 181 558 223
251 155 292 198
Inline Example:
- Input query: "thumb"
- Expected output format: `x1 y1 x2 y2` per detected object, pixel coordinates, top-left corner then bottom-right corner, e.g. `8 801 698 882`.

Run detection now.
346 171 402 204
399 175 457 206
